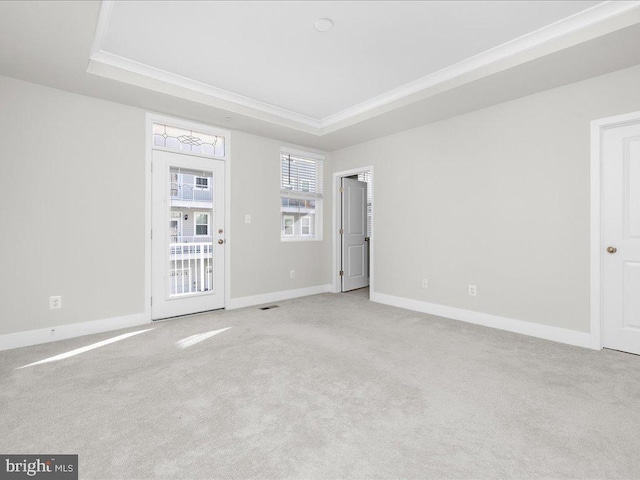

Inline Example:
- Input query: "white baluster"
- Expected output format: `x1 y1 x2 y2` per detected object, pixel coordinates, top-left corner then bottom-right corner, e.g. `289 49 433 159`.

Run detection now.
173 245 178 295
181 243 185 294
188 242 192 293
200 243 205 292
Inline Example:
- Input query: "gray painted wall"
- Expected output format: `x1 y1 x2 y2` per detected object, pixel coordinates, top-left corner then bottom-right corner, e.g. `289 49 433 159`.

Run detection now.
328 64 640 334
230 131 331 298
0 76 146 336
4 61 640 339
0 75 330 336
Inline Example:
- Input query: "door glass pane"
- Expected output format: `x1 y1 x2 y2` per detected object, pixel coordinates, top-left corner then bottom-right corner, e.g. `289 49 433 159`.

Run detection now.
168 166 214 297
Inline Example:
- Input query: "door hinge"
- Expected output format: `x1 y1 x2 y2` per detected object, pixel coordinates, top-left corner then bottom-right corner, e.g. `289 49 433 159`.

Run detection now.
340 186 344 193
339 228 344 235
150 296 153 306
339 270 344 277
150 229 153 239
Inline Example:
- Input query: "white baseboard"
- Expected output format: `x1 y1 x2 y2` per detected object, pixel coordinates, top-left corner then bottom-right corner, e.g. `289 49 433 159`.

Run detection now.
227 284 332 310
2 290 591 351
0 313 150 352
371 292 593 349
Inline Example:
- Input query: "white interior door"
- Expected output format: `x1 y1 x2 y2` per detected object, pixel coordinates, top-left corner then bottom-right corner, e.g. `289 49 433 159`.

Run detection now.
152 150 225 319
602 120 640 354
341 177 369 292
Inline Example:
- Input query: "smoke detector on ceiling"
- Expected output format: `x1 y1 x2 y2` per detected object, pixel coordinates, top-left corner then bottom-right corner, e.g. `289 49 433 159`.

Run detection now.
315 18 334 33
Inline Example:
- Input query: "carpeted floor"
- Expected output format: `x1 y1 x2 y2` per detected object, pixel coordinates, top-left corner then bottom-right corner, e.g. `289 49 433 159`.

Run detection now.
343 286 370 299
1 293 639 479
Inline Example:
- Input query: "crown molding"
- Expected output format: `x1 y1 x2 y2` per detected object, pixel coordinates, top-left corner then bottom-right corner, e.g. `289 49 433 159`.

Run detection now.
88 0 640 134
88 1 321 130
89 0 114 60
89 50 322 129
319 1 640 129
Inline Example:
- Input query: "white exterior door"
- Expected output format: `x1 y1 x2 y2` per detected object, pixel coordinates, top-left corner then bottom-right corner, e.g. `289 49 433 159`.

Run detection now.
341 177 369 292
152 150 225 319
602 120 640 355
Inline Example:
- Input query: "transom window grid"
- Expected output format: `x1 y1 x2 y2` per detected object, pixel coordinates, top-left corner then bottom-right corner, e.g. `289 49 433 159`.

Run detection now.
153 123 225 157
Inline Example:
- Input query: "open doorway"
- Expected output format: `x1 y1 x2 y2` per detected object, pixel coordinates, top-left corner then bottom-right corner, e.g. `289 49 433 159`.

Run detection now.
333 167 373 298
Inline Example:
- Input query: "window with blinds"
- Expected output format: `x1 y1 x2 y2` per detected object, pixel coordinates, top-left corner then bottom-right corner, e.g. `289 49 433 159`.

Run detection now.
280 151 324 240
357 171 373 238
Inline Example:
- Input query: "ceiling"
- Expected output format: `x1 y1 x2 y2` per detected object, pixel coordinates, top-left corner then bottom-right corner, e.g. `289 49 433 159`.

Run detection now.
2 1 640 151
98 1 599 122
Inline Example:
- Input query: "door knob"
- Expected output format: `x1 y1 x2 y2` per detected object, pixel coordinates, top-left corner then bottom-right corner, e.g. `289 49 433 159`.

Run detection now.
218 239 224 244
607 246 617 254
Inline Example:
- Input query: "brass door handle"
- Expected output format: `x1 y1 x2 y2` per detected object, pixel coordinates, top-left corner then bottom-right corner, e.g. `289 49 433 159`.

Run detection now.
607 246 617 254
218 239 225 245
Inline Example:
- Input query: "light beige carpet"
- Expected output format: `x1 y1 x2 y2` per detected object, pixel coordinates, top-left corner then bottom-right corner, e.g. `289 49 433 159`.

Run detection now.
1 293 639 479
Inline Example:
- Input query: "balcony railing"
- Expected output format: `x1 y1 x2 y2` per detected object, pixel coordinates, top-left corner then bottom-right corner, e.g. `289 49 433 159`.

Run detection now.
171 183 212 203
169 241 213 296
170 235 212 245
281 198 316 208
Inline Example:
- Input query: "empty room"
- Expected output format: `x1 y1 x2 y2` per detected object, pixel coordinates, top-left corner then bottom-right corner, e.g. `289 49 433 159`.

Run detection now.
1 1 640 478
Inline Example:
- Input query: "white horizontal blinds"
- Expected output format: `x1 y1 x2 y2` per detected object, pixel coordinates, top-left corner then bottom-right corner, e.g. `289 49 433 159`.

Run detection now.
281 154 323 199
153 123 225 157
357 171 371 204
357 171 372 238
280 152 323 239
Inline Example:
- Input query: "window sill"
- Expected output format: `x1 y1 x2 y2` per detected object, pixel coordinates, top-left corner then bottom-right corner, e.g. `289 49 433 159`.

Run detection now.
281 237 323 243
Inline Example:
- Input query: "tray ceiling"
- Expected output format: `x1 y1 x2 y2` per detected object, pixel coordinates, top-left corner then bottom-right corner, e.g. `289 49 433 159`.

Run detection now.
88 1 638 133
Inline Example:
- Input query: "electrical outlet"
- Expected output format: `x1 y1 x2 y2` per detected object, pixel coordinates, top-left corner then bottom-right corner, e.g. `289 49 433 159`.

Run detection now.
468 285 477 297
290 270 296 279
421 278 429 289
245 214 251 224
49 296 62 310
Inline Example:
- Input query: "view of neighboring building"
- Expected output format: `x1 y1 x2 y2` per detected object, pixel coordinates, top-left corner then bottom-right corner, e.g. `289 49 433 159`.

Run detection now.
280 153 323 240
168 168 214 296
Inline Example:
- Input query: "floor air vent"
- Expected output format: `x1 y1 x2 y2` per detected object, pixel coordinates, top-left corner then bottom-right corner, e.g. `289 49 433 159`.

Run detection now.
259 305 279 310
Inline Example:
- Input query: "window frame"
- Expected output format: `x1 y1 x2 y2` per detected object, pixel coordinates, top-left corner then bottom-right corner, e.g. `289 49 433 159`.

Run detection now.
301 216 312 236
280 148 324 242
194 211 210 237
194 176 210 190
282 215 295 237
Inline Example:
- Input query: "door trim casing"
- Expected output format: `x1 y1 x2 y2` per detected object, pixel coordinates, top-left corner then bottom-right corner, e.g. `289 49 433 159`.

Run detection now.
590 110 640 350
145 113 231 321
332 166 374 295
